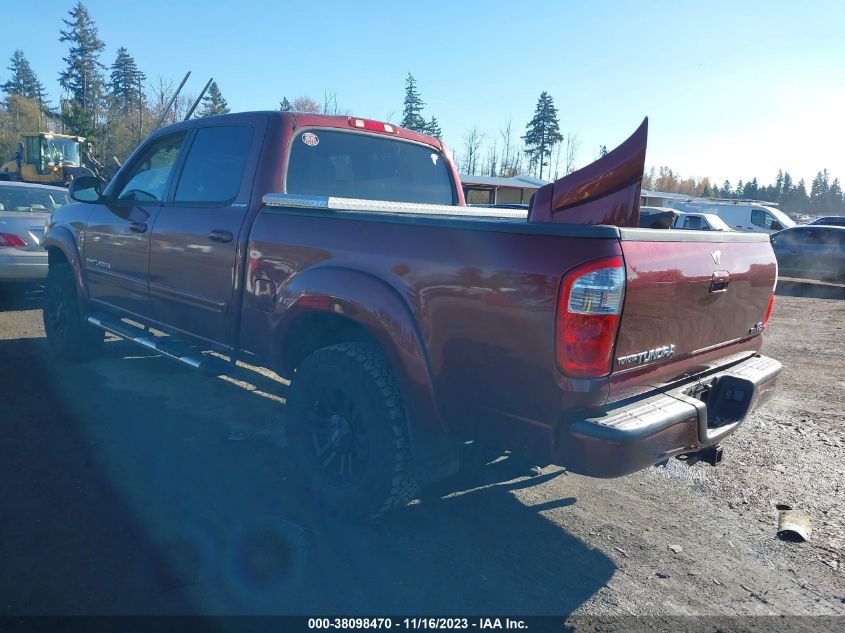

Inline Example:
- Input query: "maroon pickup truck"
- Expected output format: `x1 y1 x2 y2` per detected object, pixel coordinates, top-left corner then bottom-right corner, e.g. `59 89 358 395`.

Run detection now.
43 111 781 518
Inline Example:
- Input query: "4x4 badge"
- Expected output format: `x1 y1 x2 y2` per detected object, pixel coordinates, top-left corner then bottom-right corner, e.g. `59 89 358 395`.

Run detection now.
711 250 722 265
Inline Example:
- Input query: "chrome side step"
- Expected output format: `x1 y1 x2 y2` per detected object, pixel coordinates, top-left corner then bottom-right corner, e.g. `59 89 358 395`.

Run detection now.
86 314 233 376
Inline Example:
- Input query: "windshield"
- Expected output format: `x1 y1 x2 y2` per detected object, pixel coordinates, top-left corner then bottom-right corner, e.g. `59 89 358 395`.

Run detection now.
41 136 81 166
768 207 796 229
286 129 455 205
0 184 69 212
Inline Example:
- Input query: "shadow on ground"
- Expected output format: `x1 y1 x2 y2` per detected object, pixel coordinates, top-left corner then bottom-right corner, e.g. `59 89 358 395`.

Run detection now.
0 335 615 615
0 284 44 312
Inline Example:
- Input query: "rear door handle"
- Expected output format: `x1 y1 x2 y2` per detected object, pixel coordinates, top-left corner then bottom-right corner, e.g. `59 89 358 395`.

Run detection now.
129 222 148 233
208 229 234 243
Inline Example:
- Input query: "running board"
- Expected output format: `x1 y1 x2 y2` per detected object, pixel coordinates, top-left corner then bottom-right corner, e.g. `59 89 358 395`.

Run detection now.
86 314 233 376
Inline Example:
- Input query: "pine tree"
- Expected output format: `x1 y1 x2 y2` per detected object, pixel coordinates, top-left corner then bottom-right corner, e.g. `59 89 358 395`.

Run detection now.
198 81 230 117
523 92 563 180
2 50 47 102
721 180 731 198
598 145 608 157
108 47 145 115
401 73 426 132
58 1 106 116
425 116 442 140
795 179 808 211
734 180 744 198
279 97 292 111
828 178 843 215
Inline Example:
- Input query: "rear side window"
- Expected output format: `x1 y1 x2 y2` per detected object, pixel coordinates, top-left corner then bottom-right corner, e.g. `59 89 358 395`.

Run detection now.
0 185 68 212
683 215 704 229
174 126 253 203
287 129 455 205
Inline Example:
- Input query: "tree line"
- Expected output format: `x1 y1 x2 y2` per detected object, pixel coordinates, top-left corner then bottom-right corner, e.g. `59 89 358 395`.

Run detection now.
0 1 230 167
2 3 842 217
643 166 845 216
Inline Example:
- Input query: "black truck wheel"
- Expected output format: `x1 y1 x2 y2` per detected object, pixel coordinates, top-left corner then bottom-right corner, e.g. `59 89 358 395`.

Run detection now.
286 342 418 520
43 262 103 361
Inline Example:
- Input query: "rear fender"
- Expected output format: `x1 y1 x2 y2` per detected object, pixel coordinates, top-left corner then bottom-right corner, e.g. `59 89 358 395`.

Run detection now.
274 267 446 436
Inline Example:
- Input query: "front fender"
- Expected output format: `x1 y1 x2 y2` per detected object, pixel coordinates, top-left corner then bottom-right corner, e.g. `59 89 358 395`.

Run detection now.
275 266 447 435
42 226 88 299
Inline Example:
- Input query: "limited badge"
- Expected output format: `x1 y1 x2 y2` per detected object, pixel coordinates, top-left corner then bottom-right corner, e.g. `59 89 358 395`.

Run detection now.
430 153 438 165
301 132 319 146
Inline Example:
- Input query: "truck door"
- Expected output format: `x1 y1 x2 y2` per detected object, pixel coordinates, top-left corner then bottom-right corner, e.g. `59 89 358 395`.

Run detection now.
85 132 187 318
148 121 262 347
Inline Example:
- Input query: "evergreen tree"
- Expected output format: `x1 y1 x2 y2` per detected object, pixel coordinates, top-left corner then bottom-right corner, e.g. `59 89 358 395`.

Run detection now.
108 47 145 115
401 73 426 132
58 1 106 116
828 178 843 215
721 180 731 198
2 50 47 102
523 91 563 180
198 81 230 117
279 96 292 111
795 179 808 210
425 116 442 140
598 145 608 157
734 180 744 198
810 169 829 214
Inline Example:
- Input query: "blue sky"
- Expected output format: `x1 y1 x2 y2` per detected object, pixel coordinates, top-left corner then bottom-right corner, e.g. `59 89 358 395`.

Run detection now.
4 0 844 185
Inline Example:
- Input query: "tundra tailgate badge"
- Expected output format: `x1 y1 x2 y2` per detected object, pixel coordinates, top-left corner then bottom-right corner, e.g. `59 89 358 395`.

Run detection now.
617 344 676 367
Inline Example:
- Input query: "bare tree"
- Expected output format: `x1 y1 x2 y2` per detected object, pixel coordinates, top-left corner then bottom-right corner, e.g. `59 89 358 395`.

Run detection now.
322 91 338 115
461 126 485 175
485 139 498 177
499 118 513 177
564 133 580 176
292 95 320 113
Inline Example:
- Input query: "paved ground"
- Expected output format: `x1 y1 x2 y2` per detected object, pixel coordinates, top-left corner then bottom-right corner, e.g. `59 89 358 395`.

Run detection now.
0 285 842 619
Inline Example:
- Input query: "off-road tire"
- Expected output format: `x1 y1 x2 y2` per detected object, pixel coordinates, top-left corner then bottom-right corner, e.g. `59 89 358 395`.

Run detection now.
43 262 103 361
286 342 418 520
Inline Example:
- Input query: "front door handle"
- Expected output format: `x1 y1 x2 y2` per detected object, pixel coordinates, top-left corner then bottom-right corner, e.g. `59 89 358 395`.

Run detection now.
129 222 148 233
208 229 234 243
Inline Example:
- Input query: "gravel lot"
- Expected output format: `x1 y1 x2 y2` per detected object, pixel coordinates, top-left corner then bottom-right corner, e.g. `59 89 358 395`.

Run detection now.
0 285 842 621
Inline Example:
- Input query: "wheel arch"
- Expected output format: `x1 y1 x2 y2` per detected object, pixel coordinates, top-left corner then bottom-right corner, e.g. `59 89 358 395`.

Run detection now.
273 266 447 435
43 228 88 299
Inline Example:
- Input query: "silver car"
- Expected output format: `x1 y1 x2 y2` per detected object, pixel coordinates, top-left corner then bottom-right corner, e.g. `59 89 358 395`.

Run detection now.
0 181 69 284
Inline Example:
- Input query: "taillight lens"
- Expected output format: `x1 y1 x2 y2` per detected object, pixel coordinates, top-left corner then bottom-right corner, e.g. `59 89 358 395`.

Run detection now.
556 256 626 378
0 232 27 247
762 294 774 331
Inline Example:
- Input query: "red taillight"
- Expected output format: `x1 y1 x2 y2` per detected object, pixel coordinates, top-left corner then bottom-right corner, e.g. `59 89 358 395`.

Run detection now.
556 256 626 378
763 294 774 331
347 117 397 134
0 232 27 247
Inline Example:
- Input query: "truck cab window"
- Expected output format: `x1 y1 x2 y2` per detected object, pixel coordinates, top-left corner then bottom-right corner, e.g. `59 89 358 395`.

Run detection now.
174 126 253 203
287 129 455 205
114 134 186 202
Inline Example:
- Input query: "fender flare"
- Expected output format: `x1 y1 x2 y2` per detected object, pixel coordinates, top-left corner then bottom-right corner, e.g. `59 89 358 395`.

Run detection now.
42 227 88 299
274 266 447 436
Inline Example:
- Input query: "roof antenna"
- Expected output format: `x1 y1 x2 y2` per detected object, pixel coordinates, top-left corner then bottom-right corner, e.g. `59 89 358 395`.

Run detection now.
185 78 214 121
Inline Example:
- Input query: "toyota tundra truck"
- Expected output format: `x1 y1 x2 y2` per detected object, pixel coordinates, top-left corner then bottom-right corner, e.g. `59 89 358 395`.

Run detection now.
42 111 782 518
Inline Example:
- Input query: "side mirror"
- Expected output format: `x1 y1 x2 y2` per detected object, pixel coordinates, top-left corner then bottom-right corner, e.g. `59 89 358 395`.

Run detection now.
771 222 783 231
68 175 103 203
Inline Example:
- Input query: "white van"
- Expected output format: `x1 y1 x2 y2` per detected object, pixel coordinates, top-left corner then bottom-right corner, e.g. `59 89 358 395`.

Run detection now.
668 200 795 234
